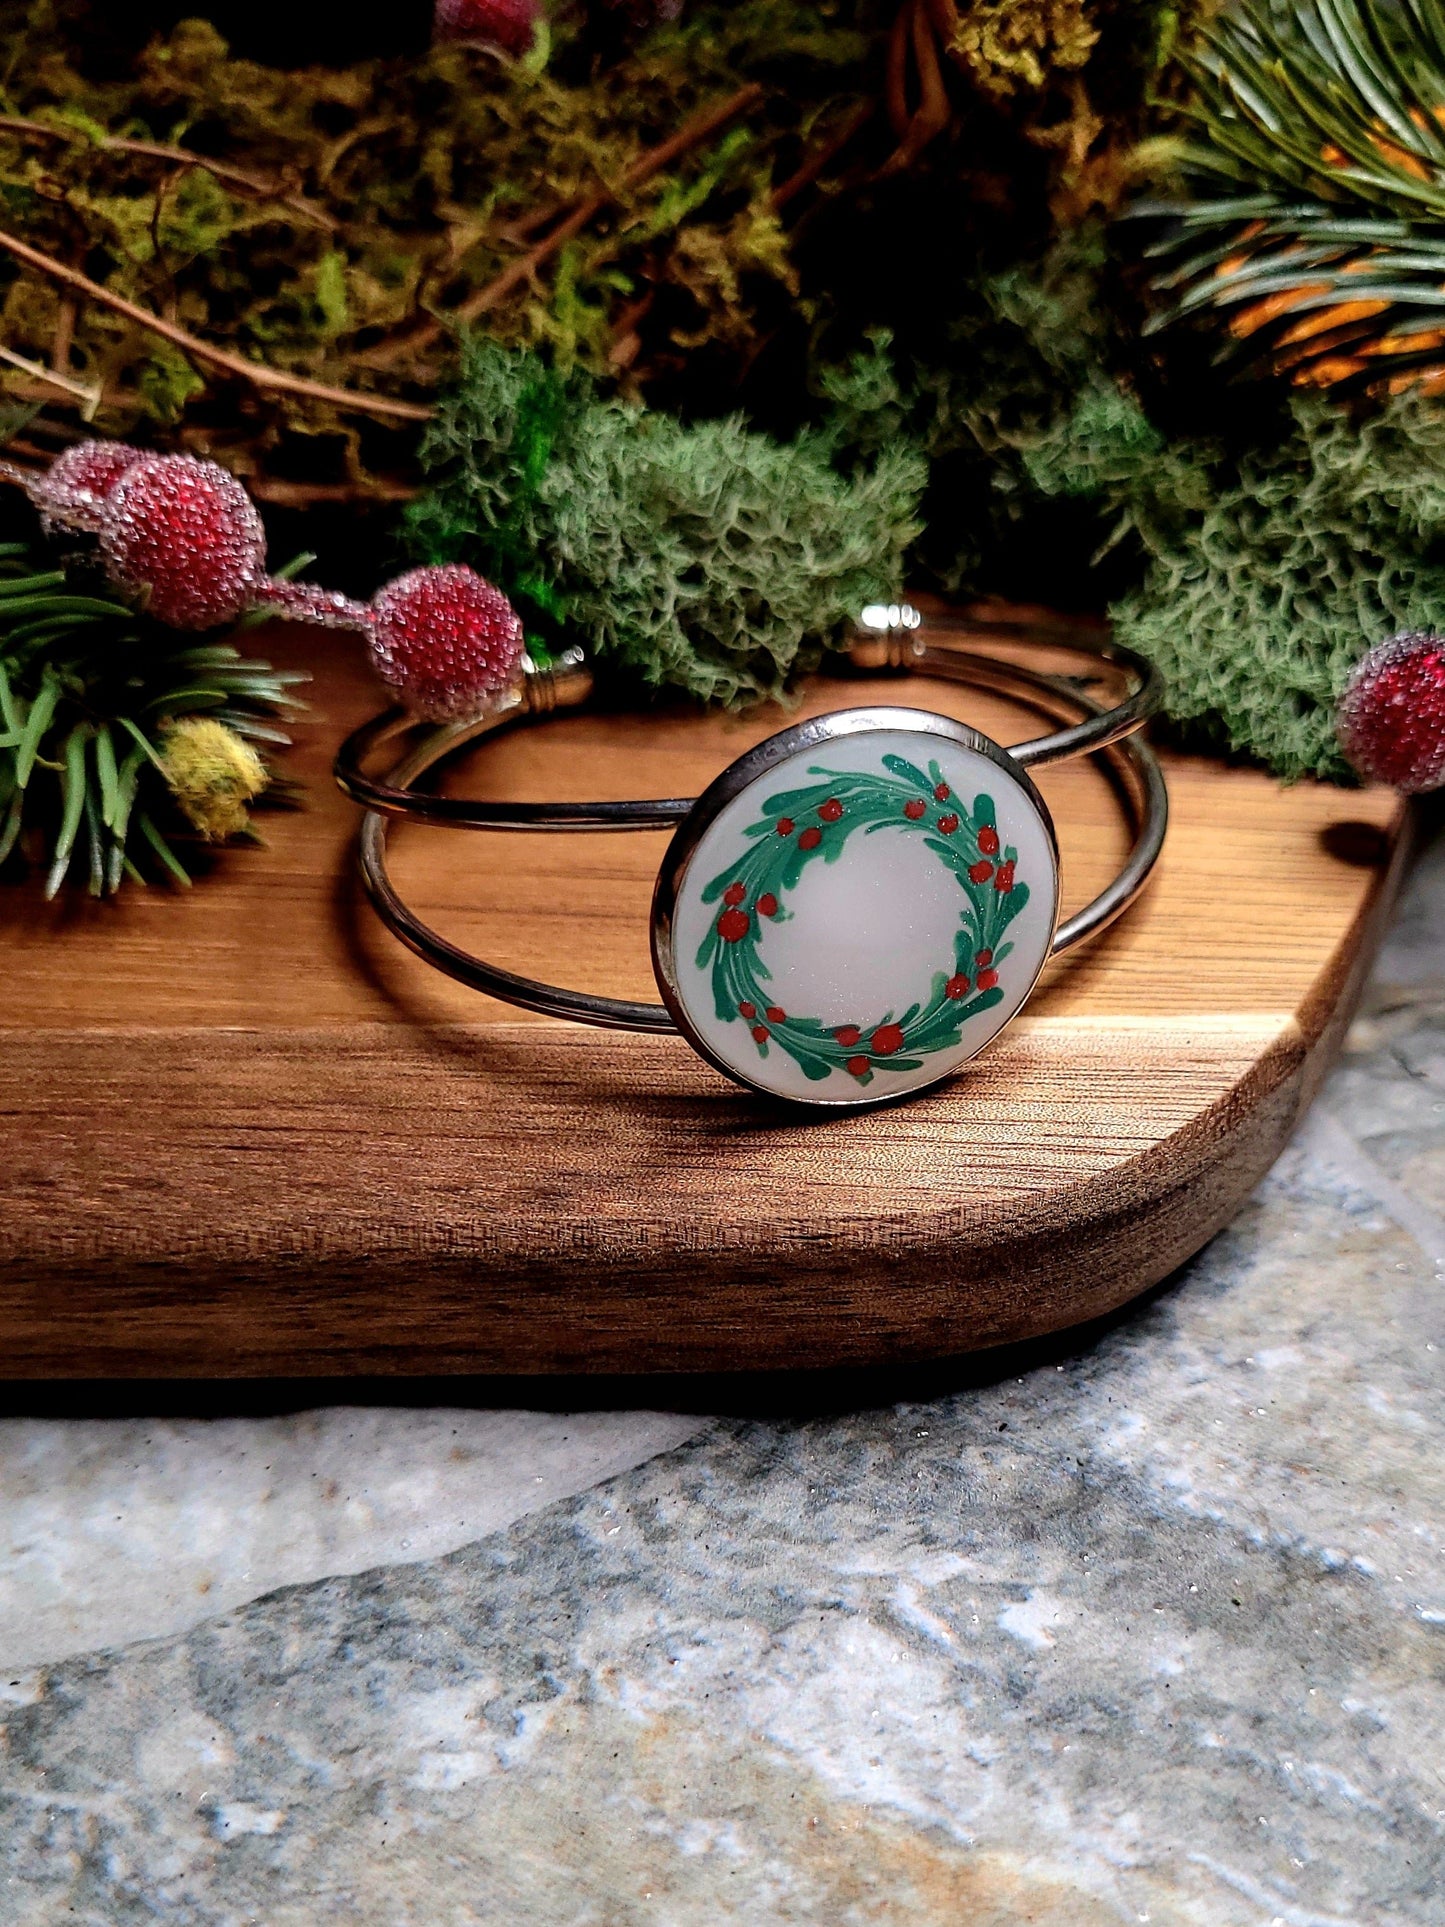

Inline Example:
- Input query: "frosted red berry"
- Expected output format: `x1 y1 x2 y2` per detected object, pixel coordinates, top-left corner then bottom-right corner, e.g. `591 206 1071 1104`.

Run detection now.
776 817 794 836
798 827 822 850
32 439 143 533
818 798 843 822
937 813 959 835
739 1001 756 1019
978 825 1000 856
994 860 1015 893
765 1005 786 1023
904 798 926 820
751 1024 770 1045
368 564 524 722
717 908 750 942
846 1055 870 1077
433 0 541 55
100 454 266 629
975 949 993 967
834 1024 862 1047
945 974 970 999
977 967 999 990
968 859 993 884
756 892 778 917
871 1022 904 1055
934 782 950 802
723 881 746 905
1337 630 1445 792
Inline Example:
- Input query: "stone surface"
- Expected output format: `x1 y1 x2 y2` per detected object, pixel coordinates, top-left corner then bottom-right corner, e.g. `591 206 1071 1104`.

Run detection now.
1 835 1442 1923
0 1409 704 1667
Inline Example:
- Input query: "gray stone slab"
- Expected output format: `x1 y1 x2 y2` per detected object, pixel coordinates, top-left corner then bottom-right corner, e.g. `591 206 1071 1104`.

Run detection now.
0 1409 704 1668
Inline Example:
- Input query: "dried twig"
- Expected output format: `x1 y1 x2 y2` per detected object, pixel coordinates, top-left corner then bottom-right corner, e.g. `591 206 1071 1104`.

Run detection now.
771 100 875 211
606 289 656 369
50 294 76 375
879 0 953 176
247 476 419 507
359 84 765 368
0 342 100 412
0 115 336 229
0 225 433 423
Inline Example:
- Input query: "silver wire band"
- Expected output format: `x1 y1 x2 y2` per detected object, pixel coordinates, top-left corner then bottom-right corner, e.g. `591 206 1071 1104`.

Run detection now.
342 627 1168 1034
334 616 1163 828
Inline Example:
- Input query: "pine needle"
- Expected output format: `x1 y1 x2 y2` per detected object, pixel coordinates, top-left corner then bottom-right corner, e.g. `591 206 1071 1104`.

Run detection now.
0 532 303 893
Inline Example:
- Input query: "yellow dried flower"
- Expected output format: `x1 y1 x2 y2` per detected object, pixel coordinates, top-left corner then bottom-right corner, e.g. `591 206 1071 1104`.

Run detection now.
158 718 268 840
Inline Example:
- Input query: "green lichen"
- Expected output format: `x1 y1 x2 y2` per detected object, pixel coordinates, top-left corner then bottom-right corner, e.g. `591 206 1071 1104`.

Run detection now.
406 336 925 704
1013 378 1445 779
853 233 1445 782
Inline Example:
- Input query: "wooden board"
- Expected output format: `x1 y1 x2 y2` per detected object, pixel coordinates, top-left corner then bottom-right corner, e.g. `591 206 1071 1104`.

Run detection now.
0 627 1409 1377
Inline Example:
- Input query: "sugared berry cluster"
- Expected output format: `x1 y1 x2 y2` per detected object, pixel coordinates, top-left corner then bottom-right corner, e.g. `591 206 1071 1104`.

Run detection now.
8 442 525 722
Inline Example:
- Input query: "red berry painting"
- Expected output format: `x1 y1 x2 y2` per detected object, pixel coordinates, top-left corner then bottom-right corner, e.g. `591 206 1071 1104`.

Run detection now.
692 750 1032 1089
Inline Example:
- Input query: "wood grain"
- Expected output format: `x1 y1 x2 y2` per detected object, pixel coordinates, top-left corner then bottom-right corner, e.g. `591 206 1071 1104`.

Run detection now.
0 627 1409 1376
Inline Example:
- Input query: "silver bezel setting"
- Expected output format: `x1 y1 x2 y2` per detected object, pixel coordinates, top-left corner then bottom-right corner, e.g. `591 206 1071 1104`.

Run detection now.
649 705 1062 1108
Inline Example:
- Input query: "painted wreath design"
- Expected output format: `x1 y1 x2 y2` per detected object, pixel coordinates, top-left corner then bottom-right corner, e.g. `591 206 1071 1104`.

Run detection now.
695 751 1032 1086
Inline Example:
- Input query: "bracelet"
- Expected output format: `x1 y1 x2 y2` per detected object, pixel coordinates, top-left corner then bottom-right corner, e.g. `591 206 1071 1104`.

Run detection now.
335 604 1168 1107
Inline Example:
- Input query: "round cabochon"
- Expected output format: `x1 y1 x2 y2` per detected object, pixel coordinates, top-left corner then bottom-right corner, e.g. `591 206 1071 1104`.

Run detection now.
653 709 1061 1104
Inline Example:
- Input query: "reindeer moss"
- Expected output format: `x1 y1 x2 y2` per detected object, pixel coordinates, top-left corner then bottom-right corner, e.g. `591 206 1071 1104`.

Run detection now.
405 336 925 704
1011 369 1445 781
868 238 1445 782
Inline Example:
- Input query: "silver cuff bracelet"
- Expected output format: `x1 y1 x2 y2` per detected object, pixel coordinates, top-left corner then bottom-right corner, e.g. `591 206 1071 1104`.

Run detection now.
336 603 1168 1107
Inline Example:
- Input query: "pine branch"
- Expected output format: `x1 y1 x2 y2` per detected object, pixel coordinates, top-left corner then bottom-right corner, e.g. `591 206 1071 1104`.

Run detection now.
1136 0 1445 389
0 538 305 896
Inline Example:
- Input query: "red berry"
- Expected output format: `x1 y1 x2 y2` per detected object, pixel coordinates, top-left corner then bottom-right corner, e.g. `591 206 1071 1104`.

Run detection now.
870 1022 904 1055
904 798 926 820
934 782 950 802
834 1024 862 1047
756 892 779 917
818 798 843 822
798 827 822 850
776 817 794 836
433 0 540 55
368 564 524 722
751 1025 770 1045
100 454 266 629
937 813 959 835
723 881 746 905
977 968 999 990
994 860 1015 893
968 859 994 884
978 825 1000 856
32 440 143 534
765 1005 786 1023
845 1055 870 1078
739 1001 756 1019
945 974 970 999
1338 630 1445 792
975 949 993 967
717 908 750 942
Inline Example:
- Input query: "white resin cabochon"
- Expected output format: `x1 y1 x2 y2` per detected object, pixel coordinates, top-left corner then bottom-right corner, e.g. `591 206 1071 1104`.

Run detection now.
661 724 1060 1102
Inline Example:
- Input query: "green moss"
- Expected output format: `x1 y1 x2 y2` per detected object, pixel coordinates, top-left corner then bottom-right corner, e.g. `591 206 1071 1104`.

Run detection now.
1020 386 1445 780
866 235 1445 782
406 336 925 704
